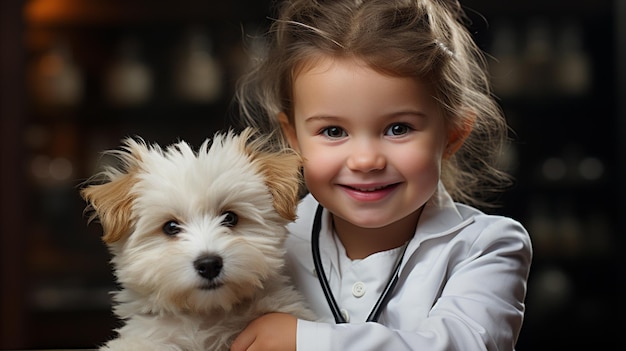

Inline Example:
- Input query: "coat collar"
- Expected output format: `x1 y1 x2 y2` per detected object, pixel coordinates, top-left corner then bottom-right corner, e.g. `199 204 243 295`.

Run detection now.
292 182 476 275
297 182 474 242
414 181 475 238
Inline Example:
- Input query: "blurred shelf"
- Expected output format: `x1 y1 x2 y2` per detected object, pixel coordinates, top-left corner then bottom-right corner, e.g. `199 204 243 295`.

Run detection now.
463 0 613 17
29 100 234 122
25 0 271 27
30 284 114 312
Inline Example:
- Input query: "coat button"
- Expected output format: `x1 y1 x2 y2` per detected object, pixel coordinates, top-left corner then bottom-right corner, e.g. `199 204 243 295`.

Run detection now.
352 281 366 298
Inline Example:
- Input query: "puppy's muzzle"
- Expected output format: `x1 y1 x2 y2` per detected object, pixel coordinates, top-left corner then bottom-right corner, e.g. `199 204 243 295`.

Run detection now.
194 254 223 280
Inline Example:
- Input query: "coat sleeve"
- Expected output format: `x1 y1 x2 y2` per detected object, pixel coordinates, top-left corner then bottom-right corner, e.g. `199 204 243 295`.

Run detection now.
295 217 533 351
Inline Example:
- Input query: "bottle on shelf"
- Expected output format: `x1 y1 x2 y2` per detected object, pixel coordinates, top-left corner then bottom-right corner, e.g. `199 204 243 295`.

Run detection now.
489 19 523 98
103 37 154 106
521 17 555 97
29 39 83 106
172 27 223 104
554 19 592 96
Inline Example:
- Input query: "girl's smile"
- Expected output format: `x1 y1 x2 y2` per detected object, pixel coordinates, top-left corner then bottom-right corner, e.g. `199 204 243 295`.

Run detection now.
338 182 401 202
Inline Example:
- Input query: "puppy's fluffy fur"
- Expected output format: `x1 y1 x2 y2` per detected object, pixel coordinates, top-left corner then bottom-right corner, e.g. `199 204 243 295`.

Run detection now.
81 128 315 351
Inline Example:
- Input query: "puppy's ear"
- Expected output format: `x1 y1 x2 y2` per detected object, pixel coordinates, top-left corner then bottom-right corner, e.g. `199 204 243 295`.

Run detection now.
256 151 302 221
241 128 302 221
81 173 138 244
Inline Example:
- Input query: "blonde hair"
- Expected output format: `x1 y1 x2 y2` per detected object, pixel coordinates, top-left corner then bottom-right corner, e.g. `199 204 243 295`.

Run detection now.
233 0 512 208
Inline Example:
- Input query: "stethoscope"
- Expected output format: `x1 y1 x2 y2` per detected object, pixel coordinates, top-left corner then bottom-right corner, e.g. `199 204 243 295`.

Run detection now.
311 204 412 324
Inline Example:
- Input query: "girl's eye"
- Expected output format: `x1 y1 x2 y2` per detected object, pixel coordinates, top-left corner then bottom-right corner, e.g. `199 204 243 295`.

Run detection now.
385 123 411 136
221 211 239 227
321 126 347 139
162 220 182 236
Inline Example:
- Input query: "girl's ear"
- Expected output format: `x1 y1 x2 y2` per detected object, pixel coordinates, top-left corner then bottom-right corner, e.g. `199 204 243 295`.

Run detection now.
278 112 300 153
444 113 475 159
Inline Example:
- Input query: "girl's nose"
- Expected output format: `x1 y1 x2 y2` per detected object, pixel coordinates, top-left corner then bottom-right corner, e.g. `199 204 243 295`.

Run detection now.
346 141 386 172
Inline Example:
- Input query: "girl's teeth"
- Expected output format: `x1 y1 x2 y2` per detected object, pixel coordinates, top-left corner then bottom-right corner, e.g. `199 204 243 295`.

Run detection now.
354 185 385 192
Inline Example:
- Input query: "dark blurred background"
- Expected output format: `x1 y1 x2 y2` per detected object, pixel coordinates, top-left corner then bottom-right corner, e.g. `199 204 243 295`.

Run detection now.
1 0 624 349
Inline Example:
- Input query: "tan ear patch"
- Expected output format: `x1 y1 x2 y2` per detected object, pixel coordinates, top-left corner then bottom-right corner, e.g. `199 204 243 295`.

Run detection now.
240 128 302 221
81 173 138 244
255 151 302 221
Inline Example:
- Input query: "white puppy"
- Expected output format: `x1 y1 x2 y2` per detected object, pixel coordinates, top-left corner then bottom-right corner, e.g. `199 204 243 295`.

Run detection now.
81 128 315 351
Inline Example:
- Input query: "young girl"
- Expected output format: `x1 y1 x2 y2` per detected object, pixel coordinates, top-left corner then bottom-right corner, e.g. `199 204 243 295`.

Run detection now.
230 0 532 350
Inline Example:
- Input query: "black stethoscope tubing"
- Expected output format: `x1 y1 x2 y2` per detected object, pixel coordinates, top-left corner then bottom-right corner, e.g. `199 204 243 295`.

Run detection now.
311 204 410 324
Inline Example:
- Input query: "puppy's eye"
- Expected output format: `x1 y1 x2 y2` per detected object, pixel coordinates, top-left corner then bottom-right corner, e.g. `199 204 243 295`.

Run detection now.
221 211 238 227
162 220 181 236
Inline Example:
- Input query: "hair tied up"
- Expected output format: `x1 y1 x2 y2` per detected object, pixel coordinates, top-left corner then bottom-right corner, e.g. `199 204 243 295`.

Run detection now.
434 39 455 58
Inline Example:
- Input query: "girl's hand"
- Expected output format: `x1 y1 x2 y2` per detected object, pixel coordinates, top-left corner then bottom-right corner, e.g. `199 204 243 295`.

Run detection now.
230 313 298 351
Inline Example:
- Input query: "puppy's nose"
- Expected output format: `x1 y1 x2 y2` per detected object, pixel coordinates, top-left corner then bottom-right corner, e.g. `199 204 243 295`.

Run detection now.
193 255 223 280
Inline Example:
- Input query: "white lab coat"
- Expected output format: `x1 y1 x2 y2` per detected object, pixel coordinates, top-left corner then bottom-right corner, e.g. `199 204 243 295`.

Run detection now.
285 183 532 351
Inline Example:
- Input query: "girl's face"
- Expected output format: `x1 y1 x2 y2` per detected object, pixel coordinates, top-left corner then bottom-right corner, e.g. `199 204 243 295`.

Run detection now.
282 56 449 230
